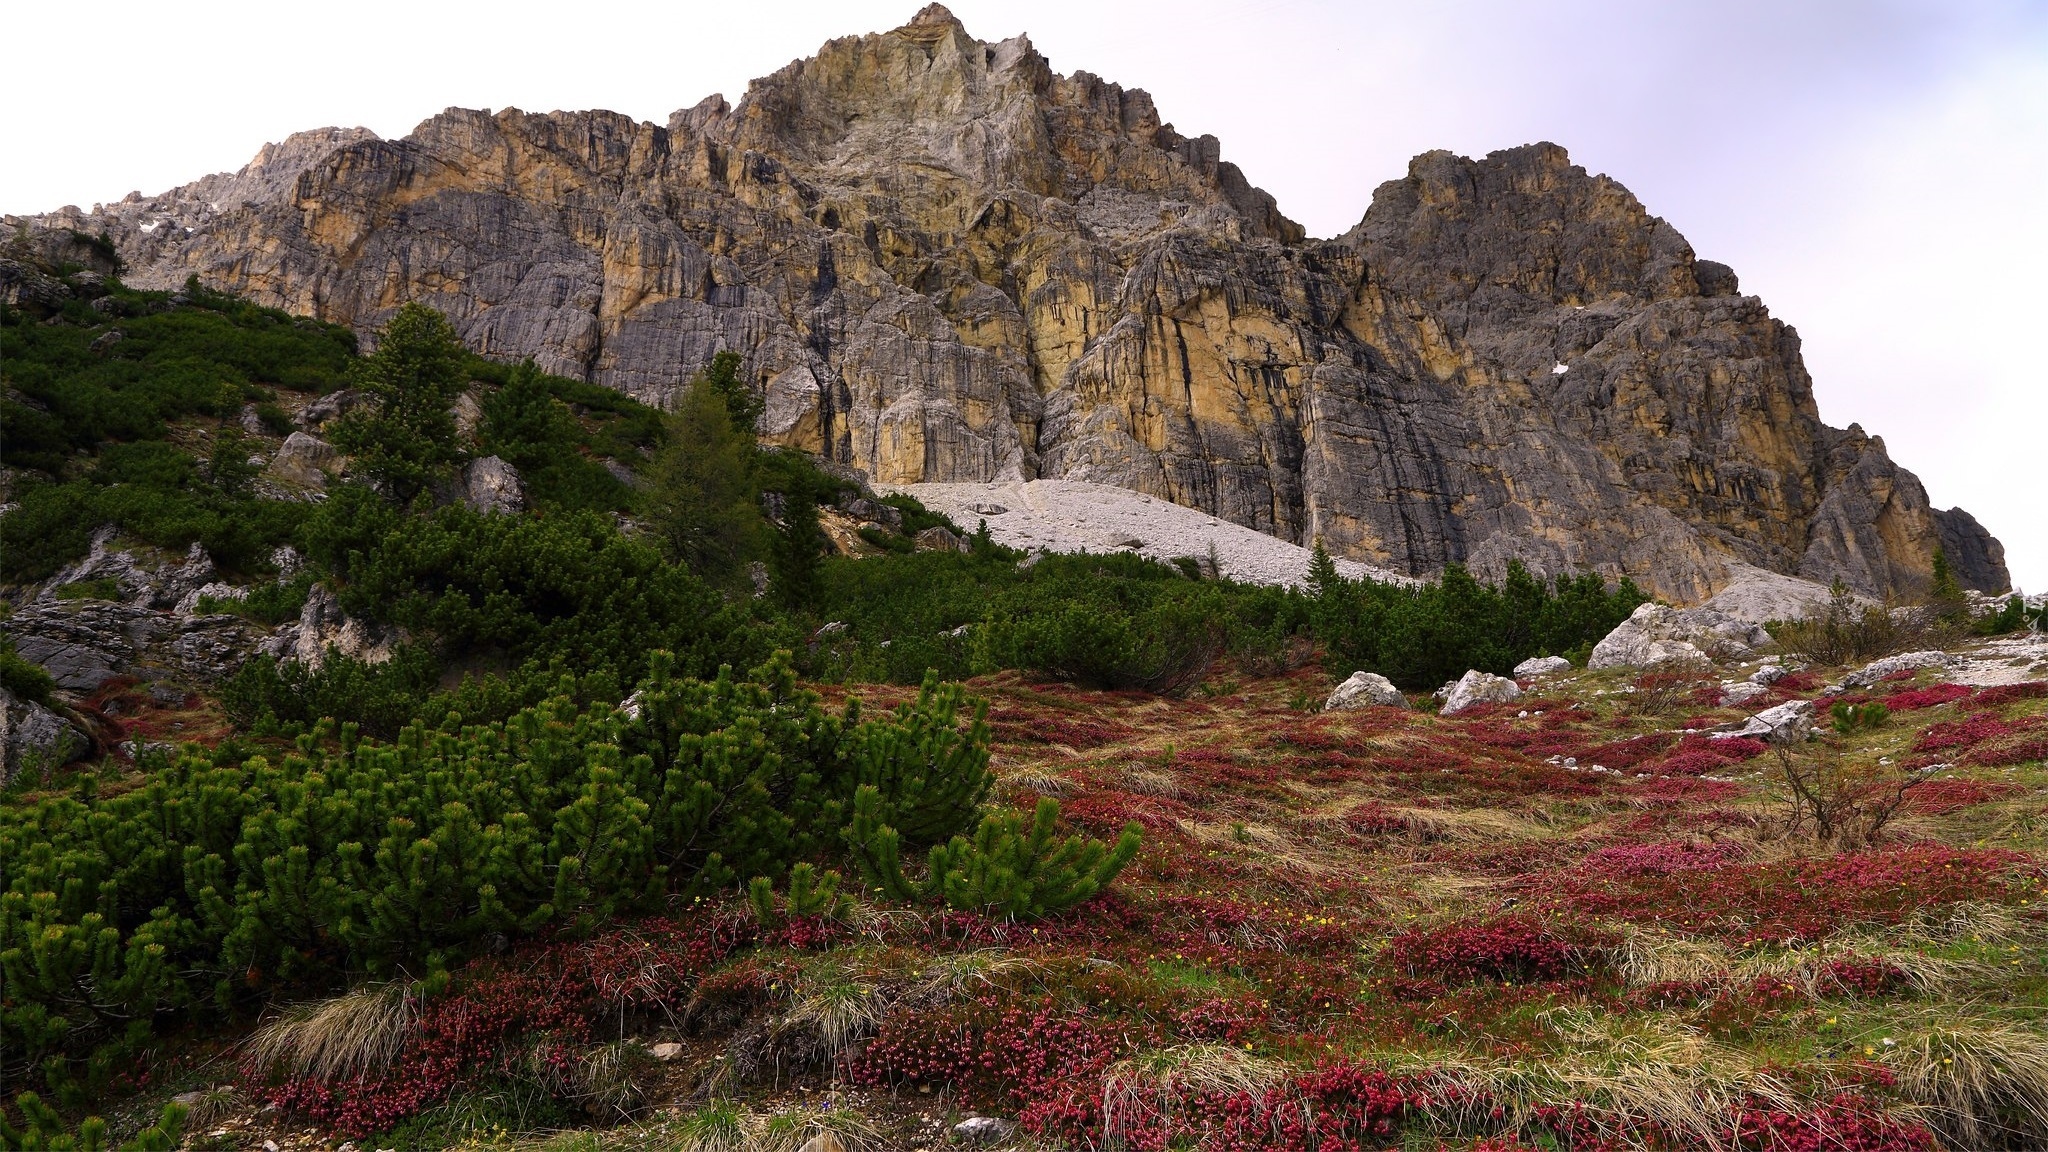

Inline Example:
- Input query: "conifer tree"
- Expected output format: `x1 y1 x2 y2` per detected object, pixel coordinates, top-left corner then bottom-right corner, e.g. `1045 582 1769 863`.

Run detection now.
329 303 470 505
644 364 766 587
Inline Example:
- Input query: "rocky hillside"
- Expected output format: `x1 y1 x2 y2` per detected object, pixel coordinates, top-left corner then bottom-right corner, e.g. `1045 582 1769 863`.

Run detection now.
16 3 2006 602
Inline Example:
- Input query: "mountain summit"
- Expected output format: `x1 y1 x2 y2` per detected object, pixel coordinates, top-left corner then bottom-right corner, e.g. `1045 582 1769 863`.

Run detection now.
19 6 2005 601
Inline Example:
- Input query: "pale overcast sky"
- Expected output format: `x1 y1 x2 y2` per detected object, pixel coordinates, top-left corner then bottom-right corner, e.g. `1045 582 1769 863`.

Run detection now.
7 0 2044 590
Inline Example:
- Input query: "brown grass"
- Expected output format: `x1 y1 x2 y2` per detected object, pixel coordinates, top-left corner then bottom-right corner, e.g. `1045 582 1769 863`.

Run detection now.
244 983 417 1081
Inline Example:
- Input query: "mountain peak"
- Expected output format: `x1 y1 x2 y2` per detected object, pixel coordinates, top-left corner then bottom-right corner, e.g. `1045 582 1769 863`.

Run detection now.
16 10 2008 600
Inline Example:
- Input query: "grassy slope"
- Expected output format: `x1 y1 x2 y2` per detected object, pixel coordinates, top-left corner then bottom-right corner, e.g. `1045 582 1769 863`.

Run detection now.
114 655 2048 1152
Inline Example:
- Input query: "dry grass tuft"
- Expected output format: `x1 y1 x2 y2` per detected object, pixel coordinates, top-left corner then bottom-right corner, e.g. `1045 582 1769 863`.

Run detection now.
1391 806 1546 843
1613 929 1733 987
994 765 1077 799
902 949 1044 1006
245 983 417 1081
1882 1018 2048 1148
1101 1044 1289 1151
541 1040 651 1121
1123 768 1184 799
1176 820 1332 875
1905 900 2046 949
758 1109 883 1152
1393 1012 1809 1149
778 965 885 1065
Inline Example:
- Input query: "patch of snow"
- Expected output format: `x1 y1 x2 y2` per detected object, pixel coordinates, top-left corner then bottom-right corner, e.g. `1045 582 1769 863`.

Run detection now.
884 479 1411 589
1551 362 1570 375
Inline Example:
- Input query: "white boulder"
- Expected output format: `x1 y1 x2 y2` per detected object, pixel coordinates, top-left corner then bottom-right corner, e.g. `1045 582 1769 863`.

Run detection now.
1711 699 1814 745
1718 682 1769 709
1439 670 1522 716
267 432 339 488
1841 651 1962 689
1588 602 1770 670
1324 671 1409 711
462 456 525 514
1514 655 1572 679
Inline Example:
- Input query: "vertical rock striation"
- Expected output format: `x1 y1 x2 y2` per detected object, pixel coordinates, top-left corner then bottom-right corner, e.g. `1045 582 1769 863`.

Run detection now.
20 4 2006 600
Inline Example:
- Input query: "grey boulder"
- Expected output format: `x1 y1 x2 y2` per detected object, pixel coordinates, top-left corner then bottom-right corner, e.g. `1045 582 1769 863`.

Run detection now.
2 687 90 784
1439 670 1522 716
1841 651 1961 689
1588 602 1769 670
1711 699 1814 745
1324 671 1408 711
461 455 526 514
268 432 340 488
1513 655 1572 679
952 1118 1017 1145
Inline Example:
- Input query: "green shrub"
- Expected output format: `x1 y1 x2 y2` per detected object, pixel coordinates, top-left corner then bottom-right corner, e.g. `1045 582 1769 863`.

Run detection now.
52 579 121 602
846 790 1140 918
0 638 56 706
0 652 992 1075
1831 701 1891 733
0 1092 185 1151
197 573 313 626
1974 595 2031 636
328 303 468 505
1303 543 1645 690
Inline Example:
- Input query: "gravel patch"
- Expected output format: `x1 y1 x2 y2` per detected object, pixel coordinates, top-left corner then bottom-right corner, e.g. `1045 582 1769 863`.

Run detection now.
884 480 1410 588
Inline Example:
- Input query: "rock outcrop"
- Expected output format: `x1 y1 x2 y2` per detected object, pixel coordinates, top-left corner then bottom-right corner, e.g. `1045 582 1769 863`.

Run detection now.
1 687 90 784
1588 602 1772 670
15 4 2007 601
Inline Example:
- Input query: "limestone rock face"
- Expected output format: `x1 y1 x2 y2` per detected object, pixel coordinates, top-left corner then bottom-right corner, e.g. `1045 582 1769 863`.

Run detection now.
24 5 2006 601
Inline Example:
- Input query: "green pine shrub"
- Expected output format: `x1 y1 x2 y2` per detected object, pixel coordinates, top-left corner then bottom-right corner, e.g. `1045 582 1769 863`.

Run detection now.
1302 543 1646 690
845 790 1141 918
0 651 995 1078
0 638 57 706
0 1093 185 1152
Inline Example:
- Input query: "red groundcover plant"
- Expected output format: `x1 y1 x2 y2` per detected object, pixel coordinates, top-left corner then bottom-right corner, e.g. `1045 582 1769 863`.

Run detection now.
1531 846 2030 943
1384 915 1594 984
247 914 752 1135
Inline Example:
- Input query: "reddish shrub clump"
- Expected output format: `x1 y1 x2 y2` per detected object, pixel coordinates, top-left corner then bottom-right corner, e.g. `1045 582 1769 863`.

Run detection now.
1059 788 1196 834
1906 779 2024 815
1881 683 1973 710
1581 733 1678 769
1971 682 2048 708
1581 840 1743 877
1914 715 2011 753
1532 845 2029 944
1725 1093 1937 1151
1971 735 2048 768
1345 802 1408 836
250 914 752 1134
1384 916 1588 984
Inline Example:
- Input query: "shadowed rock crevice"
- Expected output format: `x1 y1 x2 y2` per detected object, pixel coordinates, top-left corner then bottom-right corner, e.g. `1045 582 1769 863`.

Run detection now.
20 5 2006 600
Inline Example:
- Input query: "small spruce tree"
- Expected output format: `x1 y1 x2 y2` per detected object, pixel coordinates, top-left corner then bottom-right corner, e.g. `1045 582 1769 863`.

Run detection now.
643 363 767 586
329 302 470 505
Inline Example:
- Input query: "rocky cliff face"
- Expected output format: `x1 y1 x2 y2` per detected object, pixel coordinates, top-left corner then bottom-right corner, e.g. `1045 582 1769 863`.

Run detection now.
21 4 2005 601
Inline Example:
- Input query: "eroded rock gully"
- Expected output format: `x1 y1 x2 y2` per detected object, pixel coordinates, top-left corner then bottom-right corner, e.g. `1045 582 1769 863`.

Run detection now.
20 3 2006 601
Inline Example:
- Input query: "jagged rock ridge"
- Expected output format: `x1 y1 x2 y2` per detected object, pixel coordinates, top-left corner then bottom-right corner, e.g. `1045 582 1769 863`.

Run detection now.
20 3 2006 601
